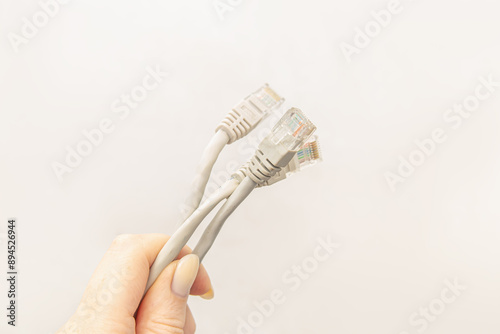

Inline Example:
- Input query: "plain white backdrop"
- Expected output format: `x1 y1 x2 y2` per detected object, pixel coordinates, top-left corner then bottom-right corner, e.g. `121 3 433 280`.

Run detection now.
1 0 500 333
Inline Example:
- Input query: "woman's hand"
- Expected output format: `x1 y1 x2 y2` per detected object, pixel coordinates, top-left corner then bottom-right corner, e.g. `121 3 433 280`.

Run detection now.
57 234 213 334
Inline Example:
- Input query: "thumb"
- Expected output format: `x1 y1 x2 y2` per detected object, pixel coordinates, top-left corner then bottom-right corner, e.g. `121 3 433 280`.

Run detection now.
136 254 200 334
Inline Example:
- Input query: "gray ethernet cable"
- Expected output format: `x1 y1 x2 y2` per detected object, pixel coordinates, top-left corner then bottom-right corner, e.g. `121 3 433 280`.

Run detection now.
144 107 316 295
181 84 284 222
192 108 317 262
146 178 239 292
257 135 323 187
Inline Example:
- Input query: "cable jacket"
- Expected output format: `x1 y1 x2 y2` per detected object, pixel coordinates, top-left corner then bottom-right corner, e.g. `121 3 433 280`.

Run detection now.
193 176 256 262
181 130 229 222
145 178 239 292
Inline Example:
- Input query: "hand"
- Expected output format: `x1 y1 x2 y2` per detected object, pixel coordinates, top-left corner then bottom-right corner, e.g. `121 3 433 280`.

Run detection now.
57 234 213 334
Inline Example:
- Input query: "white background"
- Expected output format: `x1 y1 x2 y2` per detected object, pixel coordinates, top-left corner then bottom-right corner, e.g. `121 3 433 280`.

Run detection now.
1 0 500 333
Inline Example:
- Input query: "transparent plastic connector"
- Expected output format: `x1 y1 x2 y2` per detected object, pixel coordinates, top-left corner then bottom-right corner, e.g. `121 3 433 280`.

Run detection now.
216 84 284 144
256 136 322 187
246 108 317 184
252 84 283 109
268 108 317 151
295 136 322 169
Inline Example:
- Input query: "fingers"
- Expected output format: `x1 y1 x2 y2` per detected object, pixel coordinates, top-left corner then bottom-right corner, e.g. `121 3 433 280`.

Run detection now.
136 254 200 334
174 241 212 296
78 234 169 319
77 234 212 321
184 306 196 334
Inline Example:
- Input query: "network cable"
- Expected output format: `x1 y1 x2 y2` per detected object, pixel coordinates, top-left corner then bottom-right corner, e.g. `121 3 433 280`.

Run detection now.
180 84 284 221
192 108 317 262
146 178 239 292
144 107 318 294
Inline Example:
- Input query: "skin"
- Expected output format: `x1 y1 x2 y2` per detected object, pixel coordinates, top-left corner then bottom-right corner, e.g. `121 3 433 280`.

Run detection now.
57 234 212 334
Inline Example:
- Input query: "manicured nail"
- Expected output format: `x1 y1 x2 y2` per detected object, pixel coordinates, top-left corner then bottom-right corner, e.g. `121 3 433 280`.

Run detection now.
200 287 214 300
171 254 199 297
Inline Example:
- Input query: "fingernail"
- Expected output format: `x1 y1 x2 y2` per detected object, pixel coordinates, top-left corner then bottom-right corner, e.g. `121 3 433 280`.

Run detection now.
200 287 214 300
171 254 199 298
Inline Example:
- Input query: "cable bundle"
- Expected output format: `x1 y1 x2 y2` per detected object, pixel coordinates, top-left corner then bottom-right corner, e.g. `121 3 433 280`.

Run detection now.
144 84 322 293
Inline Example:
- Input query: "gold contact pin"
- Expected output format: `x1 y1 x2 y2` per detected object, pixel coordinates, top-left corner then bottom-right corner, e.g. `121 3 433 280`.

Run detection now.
309 141 321 160
263 86 282 102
